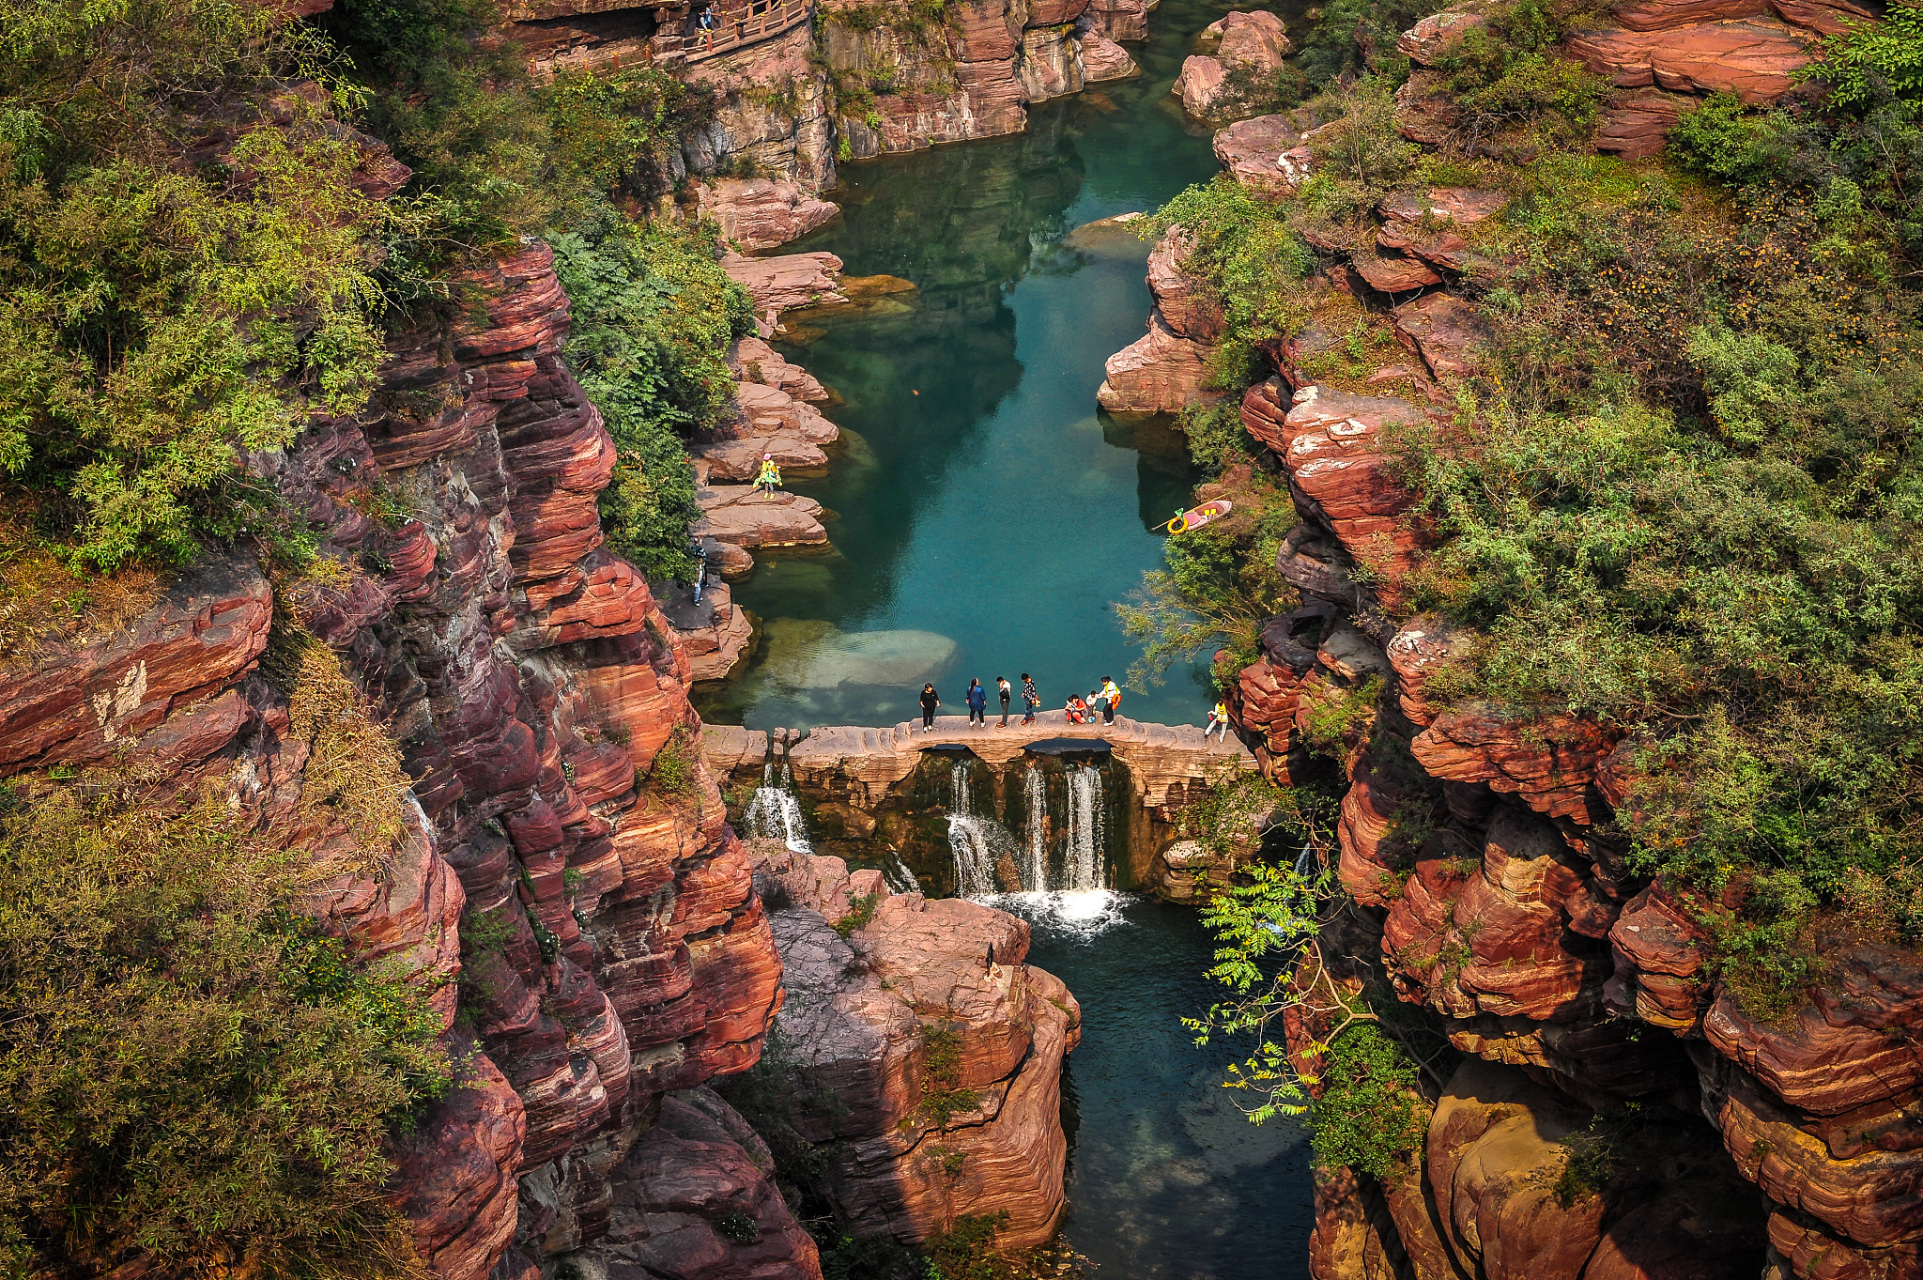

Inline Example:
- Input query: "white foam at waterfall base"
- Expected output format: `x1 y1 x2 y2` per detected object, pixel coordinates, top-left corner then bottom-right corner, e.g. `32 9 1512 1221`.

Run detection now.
983 889 1132 938
742 764 811 853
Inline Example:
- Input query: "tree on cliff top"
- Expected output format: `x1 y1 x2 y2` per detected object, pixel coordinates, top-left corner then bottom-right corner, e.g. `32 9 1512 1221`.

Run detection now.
0 0 392 571
0 780 450 1278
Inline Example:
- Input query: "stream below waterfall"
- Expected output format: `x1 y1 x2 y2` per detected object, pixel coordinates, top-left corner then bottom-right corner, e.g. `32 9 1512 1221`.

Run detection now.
718 0 1317 1267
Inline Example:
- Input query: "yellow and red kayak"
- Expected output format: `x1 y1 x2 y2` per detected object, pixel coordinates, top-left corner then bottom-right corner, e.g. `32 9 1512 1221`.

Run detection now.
1166 498 1233 535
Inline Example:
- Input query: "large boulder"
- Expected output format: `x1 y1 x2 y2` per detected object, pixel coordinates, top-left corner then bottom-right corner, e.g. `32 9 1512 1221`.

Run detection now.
746 848 1081 1249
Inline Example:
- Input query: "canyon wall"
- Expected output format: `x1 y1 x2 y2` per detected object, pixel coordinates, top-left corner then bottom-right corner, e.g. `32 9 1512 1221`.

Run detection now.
742 843 1083 1248
0 227 820 1277
1164 4 1923 1278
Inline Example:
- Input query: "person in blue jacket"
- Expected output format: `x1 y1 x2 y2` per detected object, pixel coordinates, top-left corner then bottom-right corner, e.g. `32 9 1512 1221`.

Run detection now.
965 678 988 726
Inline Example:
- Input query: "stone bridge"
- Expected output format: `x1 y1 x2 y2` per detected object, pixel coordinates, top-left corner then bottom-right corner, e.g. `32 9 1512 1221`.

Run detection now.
704 712 1252 805
702 713 1256 890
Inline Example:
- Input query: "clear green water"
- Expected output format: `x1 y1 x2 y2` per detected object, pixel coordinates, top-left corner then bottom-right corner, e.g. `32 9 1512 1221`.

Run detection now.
693 0 1308 733
707 2 1317 1271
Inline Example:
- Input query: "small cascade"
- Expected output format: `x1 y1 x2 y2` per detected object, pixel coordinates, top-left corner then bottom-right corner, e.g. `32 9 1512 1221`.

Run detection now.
949 758 972 814
1063 762 1105 891
884 853 922 895
742 763 811 853
947 814 1008 898
1022 764 1048 890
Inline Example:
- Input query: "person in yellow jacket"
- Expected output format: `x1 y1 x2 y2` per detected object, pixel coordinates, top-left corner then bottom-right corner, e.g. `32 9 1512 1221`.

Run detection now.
1099 677 1121 725
1206 699 1229 740
753 454 782 498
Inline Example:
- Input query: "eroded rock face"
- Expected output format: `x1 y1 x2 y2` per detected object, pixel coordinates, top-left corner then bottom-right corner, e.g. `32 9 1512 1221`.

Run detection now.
747 846 1081 1248
699 177 841 252
818 0 1117 158
1175 10 1293 119
548 1089 823 1280
1097 225 1223 414
1224 4 1923 1276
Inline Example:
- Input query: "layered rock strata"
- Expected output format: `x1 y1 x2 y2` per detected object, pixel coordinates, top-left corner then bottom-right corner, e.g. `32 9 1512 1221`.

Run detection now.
1175 10 1293 119
1096 225 1225 415
743 843 1082 1248
1197 8 1923 1277
819 0 1118 159
0 236 830 1279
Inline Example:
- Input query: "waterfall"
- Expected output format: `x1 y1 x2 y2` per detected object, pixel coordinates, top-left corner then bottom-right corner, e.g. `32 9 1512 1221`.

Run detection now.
1064 762 1105 891
742 763 811 853
947 814 1006 898
884 853 922 895
950 758 971 815
1022 764 1048 890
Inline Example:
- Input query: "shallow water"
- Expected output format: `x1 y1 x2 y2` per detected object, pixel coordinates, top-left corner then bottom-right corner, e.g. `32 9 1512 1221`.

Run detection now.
1009 893 1315 1280
694 0 1309 732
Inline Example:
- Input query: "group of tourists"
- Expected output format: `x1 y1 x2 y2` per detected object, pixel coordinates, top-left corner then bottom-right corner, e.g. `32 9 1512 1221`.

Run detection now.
1064 678 1122 726
918 675 1039 730
915 674 1125 731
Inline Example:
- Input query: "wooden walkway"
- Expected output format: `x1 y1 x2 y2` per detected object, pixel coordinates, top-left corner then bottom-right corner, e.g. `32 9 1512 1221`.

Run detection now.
683 0 813 63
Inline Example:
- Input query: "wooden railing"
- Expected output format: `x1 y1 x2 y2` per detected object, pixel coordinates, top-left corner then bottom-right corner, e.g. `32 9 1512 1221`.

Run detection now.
682 0 813 62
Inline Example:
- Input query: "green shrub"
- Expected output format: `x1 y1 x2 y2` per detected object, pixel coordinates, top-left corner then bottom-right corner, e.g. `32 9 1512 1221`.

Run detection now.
1308 1023 1428 1181
1143 179 1314 376
917 1024 979 1128
0 1 392 570
0 785 449 1277
833 892 881 937
641 724 702 798
554 212 753 582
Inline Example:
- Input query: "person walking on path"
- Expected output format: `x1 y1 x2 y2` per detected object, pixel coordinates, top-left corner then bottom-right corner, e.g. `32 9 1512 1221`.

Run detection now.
966 678 988 726
1100 676 1121 725
996 676 1012 727
1021 673 1039 725
697 3 716 48
1206 698 1229 740
919 683 940 731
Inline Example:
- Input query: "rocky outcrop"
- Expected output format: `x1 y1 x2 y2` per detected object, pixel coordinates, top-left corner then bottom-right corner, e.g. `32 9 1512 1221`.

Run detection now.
1097 225 1224 414
1175 10 1293 119
819 0 1120 158
691 378 842 481
699 177 841 252
684 23 841 198
1564 17 1816 103
745 844 1081 1248
546 1088 824 1280
1213 112 1320 196
0 237 817 1279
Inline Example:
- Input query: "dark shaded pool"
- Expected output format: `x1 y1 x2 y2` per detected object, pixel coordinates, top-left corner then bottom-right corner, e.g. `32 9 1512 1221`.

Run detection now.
1016 895 1315 1280
694 0 1309 733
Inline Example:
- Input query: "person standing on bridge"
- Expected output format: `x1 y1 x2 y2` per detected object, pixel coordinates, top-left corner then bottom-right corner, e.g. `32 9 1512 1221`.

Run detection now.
1100 676 1121 725
1206 698 1229 740
919 683 940 731
697 3 716 48
965 678 988 727
1021 673 1039 726
996 676 1012 727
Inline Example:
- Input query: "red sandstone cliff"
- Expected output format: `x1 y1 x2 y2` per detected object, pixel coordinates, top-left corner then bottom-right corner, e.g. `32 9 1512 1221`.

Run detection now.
745 844 1083 1248
0 241 818 1280
1194 4 1923 1276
